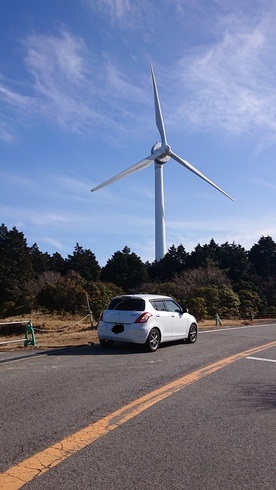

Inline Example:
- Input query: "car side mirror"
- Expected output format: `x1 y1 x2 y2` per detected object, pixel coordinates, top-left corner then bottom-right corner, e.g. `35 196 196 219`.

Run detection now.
181 306 188 313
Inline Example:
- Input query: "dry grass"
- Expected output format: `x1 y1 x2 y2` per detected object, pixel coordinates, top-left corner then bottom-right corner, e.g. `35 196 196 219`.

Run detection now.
0 312 98 351
0 313 269 352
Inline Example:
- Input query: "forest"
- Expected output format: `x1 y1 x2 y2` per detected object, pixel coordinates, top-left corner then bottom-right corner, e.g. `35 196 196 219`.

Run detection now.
0 223 276 321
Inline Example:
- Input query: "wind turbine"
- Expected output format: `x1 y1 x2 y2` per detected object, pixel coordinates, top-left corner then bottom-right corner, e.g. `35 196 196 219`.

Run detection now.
91 65 234 262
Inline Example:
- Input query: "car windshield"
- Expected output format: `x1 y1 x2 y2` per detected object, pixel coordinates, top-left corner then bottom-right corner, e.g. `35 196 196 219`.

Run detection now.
108 297 145 311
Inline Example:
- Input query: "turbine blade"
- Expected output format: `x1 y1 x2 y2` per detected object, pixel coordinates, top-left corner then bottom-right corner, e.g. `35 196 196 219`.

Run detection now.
91 147 164 192
169 150 234 201
150 65 167 145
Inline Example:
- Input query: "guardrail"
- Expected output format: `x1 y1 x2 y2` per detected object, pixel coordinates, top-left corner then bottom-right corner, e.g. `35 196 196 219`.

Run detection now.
0 321 36 347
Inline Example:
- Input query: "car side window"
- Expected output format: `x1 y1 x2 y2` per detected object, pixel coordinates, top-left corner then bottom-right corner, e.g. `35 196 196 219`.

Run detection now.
164 299 182 313
150 300 165 311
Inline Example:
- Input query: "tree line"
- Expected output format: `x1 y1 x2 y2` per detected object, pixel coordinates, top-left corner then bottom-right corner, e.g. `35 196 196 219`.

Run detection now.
0 223 276 321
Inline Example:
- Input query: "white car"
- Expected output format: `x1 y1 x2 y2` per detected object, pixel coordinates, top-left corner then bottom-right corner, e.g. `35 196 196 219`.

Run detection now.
97 294 198 352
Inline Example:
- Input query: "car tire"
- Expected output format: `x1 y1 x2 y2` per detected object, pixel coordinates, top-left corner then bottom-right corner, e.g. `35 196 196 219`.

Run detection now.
146 328 160 352
100 339 114 348
186 323 197 343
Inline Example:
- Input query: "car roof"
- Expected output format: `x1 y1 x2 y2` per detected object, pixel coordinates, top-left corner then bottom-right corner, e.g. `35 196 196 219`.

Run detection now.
112 294 172 300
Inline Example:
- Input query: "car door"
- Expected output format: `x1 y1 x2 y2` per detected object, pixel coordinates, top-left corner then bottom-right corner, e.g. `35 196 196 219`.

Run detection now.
164 299 189 339
150 299 172 339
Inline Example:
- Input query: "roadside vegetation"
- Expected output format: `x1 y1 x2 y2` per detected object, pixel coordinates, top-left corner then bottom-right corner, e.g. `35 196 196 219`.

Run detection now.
1 223 276 348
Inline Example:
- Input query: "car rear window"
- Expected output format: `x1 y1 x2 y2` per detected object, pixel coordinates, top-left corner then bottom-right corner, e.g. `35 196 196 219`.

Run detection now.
108 297 145 311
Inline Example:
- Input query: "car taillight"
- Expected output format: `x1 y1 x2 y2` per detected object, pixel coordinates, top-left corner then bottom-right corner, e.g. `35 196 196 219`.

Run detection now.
134 312 152 323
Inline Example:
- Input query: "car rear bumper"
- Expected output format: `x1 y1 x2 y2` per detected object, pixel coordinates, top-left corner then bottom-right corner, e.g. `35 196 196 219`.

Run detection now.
97 322 149 344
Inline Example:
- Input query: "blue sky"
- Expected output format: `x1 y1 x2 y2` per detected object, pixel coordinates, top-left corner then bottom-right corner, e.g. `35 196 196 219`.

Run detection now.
1 0 276 266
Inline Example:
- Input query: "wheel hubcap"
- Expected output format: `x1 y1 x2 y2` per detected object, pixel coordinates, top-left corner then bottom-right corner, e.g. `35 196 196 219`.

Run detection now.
150 332 159 348
190 326 197 341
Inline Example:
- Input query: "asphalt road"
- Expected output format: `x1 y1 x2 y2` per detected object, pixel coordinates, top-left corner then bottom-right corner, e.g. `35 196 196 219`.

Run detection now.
0 324 275 489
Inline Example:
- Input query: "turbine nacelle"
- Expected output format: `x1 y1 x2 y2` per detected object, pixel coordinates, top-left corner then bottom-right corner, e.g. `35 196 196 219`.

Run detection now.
151 143 171 164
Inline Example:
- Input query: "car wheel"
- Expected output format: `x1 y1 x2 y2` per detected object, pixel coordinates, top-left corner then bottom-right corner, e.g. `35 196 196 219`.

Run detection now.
186 323 197 343
100 339 114 348
146 328 160 352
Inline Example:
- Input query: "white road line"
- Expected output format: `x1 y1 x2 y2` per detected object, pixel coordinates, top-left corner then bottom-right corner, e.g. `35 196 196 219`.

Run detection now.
200 323 276 333
246 356 276 363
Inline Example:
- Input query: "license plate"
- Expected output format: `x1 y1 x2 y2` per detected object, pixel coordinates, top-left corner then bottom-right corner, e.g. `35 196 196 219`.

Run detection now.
112 324 124 334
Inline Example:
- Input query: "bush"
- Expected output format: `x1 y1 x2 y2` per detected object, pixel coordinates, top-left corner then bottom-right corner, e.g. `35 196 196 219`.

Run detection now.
265 306 276 318
86 282 123 320
186 297 207 320
36 275 86 314
0 301 16 316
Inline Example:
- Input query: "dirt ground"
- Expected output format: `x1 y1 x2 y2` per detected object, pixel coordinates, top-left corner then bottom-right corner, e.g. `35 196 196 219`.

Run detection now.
0 312 269 352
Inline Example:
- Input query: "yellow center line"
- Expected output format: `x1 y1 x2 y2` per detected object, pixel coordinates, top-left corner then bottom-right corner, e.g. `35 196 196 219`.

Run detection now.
1 340 276 489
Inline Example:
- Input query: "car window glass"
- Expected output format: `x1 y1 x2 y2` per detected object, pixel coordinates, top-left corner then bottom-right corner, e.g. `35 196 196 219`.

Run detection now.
150 300 165 311
108 298 145 311
164 299 181 312
108 297 126 309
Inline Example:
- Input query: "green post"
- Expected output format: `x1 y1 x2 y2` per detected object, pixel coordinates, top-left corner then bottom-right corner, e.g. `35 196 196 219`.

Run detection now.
24 321 36 347
215 313 222 326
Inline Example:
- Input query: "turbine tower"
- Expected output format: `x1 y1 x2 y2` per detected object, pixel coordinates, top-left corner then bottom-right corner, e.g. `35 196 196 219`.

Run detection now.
91 65 234 261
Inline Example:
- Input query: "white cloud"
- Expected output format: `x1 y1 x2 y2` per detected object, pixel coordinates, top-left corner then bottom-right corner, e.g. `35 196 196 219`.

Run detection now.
23 29 100 130
97 0 132 18
0 28 113 140
25 28 87 85
166 213 276 253
0 26 152 143
0 84 32 107
1 1 276 150
42 237 65 250
173 10 276 141
84 0 138 25
0 123 14 143
256 178 276 190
